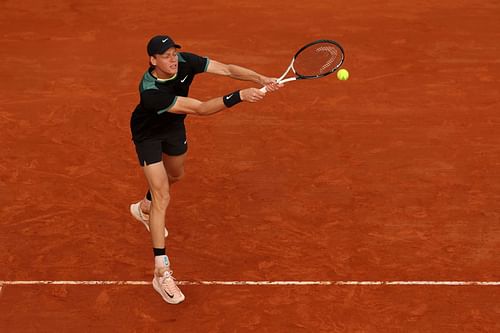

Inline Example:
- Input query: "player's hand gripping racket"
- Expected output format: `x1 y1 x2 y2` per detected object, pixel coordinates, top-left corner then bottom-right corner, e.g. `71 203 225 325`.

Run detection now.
261 39 345 92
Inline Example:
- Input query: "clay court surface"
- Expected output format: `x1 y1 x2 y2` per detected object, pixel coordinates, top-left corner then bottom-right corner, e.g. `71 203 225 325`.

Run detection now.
1 0 499 331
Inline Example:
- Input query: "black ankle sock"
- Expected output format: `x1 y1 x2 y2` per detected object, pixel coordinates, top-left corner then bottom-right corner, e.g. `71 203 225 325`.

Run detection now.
153 248 166 257
146 191 152 201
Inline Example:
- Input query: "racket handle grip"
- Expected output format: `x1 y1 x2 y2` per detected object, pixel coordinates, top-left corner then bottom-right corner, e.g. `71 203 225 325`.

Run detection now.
259 78 291 92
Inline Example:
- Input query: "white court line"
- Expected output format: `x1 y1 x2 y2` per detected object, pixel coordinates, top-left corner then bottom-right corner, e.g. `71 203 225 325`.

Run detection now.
0 280 499 286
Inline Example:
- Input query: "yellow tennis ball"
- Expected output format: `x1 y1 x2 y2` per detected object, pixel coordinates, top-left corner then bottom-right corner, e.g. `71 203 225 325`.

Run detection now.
337 68 349 81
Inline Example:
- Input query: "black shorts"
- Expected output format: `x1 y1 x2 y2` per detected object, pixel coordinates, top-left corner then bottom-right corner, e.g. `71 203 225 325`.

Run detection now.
134 131 187 166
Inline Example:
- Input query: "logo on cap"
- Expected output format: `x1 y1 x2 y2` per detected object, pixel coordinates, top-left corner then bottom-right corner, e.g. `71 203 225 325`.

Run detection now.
162 38 169 43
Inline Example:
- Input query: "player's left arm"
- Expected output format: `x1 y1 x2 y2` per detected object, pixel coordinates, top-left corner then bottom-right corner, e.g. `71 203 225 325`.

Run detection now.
206 60 281 91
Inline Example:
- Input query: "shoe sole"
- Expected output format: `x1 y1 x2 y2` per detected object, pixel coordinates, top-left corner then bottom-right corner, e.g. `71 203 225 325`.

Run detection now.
130 203 168 237
152 277 185 304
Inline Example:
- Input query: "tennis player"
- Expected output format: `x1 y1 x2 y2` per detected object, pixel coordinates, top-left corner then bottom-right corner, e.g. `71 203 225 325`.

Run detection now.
129 35 281 304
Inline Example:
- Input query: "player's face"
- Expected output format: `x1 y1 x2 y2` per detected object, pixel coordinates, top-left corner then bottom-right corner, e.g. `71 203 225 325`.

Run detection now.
151 47 178 78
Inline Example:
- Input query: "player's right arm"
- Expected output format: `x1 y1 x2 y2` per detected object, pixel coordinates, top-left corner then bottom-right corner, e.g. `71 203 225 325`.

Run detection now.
169 87 265 116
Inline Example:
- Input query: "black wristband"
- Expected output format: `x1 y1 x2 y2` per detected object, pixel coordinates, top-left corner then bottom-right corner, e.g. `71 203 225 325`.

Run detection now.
153 247 166 256
223 90 242 108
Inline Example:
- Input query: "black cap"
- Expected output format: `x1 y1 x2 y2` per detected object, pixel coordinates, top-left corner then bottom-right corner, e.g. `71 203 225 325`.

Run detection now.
147 35 181 56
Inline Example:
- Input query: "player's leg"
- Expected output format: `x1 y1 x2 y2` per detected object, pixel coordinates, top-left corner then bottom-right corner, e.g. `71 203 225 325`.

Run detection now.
138 152 185 215
130 140 167 236
161 128 188 185
142 162 170 248
142 161 185 304
130 139 184 304
140 130 188 213
163 152 187 185
143 160 186 304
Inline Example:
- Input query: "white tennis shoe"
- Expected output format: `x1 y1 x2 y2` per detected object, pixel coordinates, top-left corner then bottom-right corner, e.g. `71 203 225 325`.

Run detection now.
152 270 185 304
129 201 168 237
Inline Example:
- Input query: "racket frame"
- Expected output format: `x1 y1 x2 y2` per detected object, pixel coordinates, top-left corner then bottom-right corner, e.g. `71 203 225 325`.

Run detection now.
260 39 344 92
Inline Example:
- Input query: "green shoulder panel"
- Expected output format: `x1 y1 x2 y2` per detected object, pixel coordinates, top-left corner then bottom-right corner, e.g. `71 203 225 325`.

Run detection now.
139 70 158 93
178 53 187 63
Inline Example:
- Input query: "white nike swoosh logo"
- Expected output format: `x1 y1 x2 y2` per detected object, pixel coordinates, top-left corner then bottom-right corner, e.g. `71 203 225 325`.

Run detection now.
183 140 187 144
180 75 188 83
162 38 169 43
225 94 233 100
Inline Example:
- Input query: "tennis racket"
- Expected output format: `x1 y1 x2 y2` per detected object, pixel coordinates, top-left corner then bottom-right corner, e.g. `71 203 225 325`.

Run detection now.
261 39 345 92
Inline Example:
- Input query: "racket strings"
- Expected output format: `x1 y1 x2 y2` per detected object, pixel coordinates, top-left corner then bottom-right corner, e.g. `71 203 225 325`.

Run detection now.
293 42 343 77
316 46 339 73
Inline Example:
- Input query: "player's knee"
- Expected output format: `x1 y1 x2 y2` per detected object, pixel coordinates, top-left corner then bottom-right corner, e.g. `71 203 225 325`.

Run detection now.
150 186 170 211
168 170 184 184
